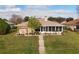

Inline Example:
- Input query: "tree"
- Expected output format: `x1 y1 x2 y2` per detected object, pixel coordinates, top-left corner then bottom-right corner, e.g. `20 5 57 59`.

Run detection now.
48 17 66 23
10 14 23 24
24 16 29 22
48 17 55 21
66 17 73 22
56 17 66 23
0 18 11 35
28 17 41 33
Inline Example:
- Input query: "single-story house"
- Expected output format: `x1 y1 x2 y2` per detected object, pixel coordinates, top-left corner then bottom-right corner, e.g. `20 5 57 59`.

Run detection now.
63 20 79 31
6 21 15 29
16 17 64 35
38 19 64 35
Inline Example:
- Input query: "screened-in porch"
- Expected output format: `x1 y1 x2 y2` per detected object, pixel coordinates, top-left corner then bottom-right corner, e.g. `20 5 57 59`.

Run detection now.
39 26 63 35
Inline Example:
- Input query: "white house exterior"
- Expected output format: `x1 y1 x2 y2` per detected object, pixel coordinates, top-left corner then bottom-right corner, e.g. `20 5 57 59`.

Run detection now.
64 20 79 31
16 22 28 35
16 17 64 35
38 19 64 35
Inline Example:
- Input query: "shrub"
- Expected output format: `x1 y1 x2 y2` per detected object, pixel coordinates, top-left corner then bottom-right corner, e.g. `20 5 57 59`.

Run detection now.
0 19 11 35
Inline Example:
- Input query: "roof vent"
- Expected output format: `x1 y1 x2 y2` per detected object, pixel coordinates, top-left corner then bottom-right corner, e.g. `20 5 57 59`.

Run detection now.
45 16 48 21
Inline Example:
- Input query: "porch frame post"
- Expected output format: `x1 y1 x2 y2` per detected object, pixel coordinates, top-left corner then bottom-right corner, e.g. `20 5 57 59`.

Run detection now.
55 26 56 32
47 26 49 33
62 26 63 32
51 26 52 32
40 27 41 32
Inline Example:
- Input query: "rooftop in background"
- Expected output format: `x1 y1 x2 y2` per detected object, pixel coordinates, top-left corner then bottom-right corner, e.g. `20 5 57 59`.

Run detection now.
64 19 79 25
5 21 15 25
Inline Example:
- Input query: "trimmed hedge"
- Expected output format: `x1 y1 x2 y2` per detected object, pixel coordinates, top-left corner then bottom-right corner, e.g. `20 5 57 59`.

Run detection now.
0 19 11 35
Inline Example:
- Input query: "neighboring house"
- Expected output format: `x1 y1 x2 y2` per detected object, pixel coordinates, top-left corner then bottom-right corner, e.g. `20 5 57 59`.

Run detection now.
16 17 64 35
6 21 15 29
63 20 79 31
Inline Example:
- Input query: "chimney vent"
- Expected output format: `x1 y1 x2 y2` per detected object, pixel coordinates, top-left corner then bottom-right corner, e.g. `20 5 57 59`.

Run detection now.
45 16 48 21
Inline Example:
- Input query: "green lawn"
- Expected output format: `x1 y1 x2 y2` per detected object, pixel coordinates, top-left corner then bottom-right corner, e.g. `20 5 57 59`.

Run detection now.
0 32 39 54
44 31 79 54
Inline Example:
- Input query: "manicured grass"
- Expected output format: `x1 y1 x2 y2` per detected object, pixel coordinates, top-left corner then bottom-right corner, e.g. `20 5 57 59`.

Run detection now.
44 31 79 54
0 32 39 54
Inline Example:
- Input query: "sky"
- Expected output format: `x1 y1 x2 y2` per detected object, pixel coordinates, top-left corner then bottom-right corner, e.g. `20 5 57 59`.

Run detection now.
0 5 78 19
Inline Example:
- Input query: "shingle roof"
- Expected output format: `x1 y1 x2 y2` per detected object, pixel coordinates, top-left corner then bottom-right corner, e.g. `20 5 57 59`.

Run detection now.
16 19 64 27
64 20 79 26
39 20 64 26
6 21 14 25
16 22 28 28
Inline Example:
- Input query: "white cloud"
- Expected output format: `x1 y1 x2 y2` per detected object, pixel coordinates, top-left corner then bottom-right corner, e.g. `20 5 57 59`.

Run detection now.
24 5 77 18
26 5 49 11
0 5 77 19
0 5 22 19
24 8 77 18
0 5 21 12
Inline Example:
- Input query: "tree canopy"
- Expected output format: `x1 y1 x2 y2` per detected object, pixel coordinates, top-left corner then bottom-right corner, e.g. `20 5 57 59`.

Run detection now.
10 14 23 24
28 17 41 30
66 17 73 22
24 16 29 22
0 18 11 35
48 17 74 23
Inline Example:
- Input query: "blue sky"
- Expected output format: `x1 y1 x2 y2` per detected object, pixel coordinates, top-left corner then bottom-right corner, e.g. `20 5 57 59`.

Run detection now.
0 5 78 19
15 5 77 12
48 5 76 11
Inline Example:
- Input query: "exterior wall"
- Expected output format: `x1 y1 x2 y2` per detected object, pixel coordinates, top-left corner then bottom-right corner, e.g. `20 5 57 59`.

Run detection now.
28 28 32 34
18 28 27 35
67 25 76 31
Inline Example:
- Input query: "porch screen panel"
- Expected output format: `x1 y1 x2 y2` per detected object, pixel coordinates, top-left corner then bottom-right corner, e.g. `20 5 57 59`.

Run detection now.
49 26 52 31
59 27 62 31
56 26 58 31
52 26 55 31
46 26 48 31
41 27 43 31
